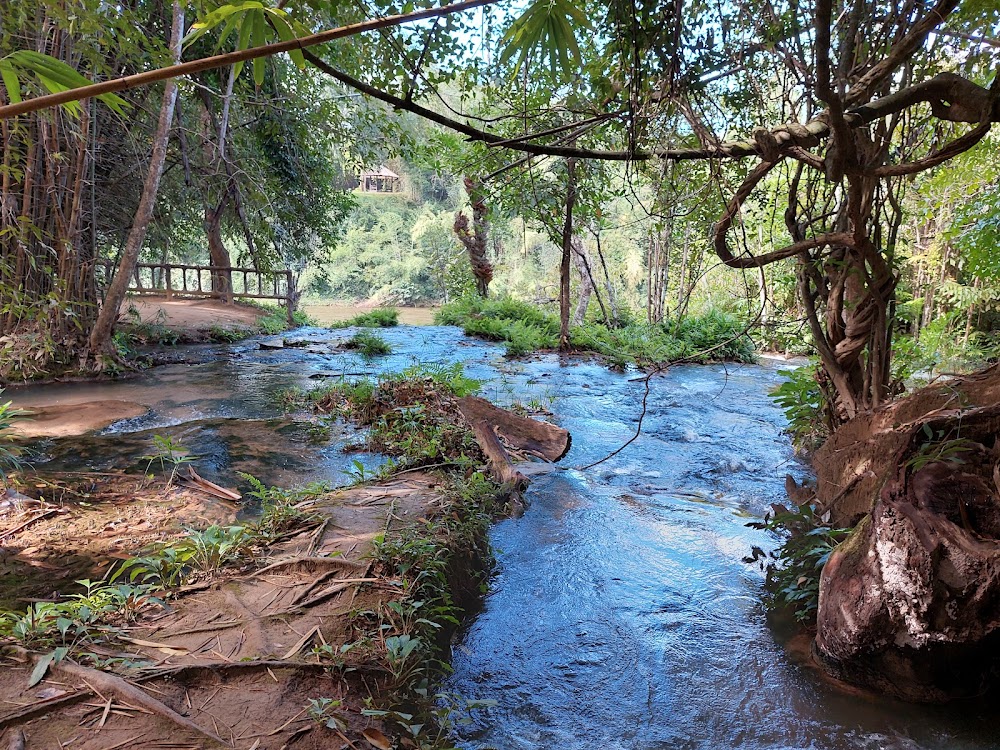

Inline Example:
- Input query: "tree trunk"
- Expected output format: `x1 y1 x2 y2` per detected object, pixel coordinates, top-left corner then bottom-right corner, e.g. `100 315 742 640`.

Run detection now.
593 232 620 326
570 237 595 326
88 1 184 358
454 177 493 297
204 194 234 302
559 158 577 350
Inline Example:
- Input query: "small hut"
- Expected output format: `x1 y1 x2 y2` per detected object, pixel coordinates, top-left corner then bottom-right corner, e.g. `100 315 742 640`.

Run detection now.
360 166 401 193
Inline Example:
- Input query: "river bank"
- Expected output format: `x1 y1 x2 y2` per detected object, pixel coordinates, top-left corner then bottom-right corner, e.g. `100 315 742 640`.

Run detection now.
3 325 998 749
1 358 569 749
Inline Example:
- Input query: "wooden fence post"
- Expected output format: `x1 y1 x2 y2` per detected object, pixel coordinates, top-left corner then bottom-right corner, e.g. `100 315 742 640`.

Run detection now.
285 271 296 326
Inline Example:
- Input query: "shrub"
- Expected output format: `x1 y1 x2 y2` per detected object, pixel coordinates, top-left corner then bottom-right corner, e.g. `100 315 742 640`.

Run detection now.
436 297 757 367
744 503 850 623
329 308 399 329
770 360 833 453
345 330 392 357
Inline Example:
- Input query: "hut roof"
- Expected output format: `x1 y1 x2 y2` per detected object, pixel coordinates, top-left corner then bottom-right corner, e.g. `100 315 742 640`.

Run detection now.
361 165 400 178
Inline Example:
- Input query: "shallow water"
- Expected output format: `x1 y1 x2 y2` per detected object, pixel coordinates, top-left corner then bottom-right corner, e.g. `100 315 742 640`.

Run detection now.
303 302 438 326
8 326 999 748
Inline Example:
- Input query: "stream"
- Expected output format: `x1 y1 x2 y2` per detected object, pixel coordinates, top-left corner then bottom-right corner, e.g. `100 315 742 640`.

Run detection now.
8 325 998 749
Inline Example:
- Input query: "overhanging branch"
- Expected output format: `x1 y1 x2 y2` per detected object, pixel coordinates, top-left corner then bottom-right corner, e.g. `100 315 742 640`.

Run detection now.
0 0 501 119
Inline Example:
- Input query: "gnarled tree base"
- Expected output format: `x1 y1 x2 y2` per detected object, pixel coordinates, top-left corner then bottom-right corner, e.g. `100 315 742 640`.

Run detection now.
813 367 1000 701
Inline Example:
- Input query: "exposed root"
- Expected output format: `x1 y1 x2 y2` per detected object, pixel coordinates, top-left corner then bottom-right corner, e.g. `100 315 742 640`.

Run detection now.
49 659 228 746
248 555 366 579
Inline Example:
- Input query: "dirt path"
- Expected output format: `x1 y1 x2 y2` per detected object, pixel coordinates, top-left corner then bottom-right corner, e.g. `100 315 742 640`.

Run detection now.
123 296 267 331
0 473 461 749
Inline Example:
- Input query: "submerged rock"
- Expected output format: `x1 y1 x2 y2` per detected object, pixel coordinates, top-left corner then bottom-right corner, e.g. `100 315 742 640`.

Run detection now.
12 400 149 438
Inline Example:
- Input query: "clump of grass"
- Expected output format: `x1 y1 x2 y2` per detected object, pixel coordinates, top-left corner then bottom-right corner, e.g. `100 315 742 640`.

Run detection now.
436 296 756 366
0 578 164 650
112 478 325 587
308 363 482 468
345 330 392 357
329 308 399 329
435 297 559 357
256 307 313 335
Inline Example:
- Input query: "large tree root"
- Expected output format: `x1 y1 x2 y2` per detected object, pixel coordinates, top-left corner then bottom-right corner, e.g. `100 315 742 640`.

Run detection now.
49 659 229 746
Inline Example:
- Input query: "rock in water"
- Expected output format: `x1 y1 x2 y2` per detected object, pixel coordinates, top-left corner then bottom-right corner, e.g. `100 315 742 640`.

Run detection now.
815 433 1000 701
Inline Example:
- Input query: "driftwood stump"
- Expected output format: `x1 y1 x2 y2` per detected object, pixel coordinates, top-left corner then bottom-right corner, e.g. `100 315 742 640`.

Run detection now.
457 396 571 490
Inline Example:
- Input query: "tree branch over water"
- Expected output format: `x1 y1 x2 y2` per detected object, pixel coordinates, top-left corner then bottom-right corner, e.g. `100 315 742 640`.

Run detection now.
0 0 501 119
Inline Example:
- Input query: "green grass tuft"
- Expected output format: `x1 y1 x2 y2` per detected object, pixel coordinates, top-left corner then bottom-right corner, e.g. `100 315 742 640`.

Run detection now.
345 330 392 357
436 296 756 367
329 308 399 329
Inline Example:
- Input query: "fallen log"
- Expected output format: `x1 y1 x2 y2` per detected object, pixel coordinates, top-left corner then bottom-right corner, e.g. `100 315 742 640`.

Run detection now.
463 416 528 489
457 396 571 462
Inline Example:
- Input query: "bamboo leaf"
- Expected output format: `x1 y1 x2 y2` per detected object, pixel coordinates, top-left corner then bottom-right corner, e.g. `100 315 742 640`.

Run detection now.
232 9 256 81
498 0 586 78
251 9 266 86
184 2 263 47
8 51 127 116
214 13 244 51
266 11 305 69
0 61 21 104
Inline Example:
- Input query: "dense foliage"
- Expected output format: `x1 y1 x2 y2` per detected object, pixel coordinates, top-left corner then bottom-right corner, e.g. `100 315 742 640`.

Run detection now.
436 296 756 366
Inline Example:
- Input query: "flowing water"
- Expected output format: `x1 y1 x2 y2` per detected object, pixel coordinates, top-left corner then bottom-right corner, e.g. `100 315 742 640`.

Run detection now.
8 326 998 749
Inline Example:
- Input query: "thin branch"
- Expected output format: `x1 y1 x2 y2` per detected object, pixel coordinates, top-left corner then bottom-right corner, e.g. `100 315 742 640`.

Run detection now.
846 0 961 106
0 0 501 119
874 117 993 177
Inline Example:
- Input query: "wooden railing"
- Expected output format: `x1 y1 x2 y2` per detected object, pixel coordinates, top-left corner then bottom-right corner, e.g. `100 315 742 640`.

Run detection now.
96 260 297 324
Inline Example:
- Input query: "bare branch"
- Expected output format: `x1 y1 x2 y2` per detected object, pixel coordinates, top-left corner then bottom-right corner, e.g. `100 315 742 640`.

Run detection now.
712 158 854 268
874 117 992 177
845 0 961 107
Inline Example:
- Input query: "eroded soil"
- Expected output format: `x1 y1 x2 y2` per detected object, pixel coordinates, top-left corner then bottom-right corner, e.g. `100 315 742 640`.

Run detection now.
0 472 470 749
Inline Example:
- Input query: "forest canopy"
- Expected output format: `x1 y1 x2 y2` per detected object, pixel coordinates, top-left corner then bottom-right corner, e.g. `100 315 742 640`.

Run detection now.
0 0 997 419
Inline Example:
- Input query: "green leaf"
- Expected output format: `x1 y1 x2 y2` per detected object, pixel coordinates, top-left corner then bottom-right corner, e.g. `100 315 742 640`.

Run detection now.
214 13 244 51
232 11 255 82
251 9 266 86
266 10 305 70
0 60 22 104
498 0 588 77
6 51 127 116
28 652 54 687
184 2 263 47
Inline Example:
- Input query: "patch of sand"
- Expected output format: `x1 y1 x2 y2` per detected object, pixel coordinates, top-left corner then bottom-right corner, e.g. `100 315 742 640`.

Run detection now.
11 400 149 438
123 295 266 330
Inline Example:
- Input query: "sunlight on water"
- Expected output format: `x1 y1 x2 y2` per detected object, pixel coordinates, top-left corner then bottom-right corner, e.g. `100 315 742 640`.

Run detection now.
8 326 998 749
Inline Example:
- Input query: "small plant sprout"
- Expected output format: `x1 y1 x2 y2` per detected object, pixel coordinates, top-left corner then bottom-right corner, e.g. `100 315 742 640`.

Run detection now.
306 697 349 732
141 434 197 485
